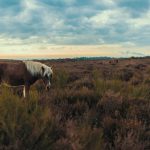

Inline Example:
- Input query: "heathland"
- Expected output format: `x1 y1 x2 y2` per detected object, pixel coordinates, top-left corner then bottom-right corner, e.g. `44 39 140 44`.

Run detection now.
0 58 149 150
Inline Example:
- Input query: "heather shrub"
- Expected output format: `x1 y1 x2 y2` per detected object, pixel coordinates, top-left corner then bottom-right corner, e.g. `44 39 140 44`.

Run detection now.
116 68 133 81
64 121 104 150
101 116 119 146
93 77 125 97
114 131 146 150
49 87 99 122
67 72 79 83
134 64 146 70
34 80 45 94
97 91 123 118
54 69 69 88
128 84 150 100
53 87 99 107
79 126 104 150
93 68 114 80
127 99 150 124
93 78 108 96
144 77 150 85
119 119 145 136
0 87 62 150
130 72 143 85
70 77 94 90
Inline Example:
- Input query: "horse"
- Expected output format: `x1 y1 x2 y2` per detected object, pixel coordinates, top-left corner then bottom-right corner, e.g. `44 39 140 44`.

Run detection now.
0 61 53 98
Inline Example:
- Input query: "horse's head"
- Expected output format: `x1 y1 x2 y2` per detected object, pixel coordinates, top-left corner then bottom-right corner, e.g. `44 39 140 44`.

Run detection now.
41 65 53 91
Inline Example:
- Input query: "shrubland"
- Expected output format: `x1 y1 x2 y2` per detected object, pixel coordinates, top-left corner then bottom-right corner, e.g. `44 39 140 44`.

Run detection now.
0 58 149 150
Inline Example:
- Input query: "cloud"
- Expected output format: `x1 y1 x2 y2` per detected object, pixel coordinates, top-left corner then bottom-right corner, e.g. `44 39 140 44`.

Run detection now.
0 0 149 57
121 51 145 57
118 0 150 11
128 10 150 29
86 8 129 28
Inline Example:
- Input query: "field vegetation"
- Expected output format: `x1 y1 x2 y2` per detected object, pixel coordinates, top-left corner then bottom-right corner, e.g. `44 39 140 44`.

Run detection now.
0 58 149 150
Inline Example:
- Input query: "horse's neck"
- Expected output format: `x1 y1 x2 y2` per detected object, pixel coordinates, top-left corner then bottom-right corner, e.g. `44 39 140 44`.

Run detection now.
24 61 42 77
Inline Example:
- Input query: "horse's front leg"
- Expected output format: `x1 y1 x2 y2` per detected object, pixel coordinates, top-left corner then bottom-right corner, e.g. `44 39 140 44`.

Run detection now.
23 85 30 98
0 78 1 94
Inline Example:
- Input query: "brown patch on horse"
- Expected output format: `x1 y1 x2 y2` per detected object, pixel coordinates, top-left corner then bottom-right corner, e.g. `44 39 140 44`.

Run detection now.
0 62 37 86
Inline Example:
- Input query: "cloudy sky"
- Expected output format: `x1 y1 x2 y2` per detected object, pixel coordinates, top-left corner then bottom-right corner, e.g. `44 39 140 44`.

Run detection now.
0 0 150 58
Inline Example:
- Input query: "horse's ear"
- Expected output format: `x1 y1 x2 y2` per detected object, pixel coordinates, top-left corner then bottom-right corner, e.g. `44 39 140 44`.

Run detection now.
41 66 45 75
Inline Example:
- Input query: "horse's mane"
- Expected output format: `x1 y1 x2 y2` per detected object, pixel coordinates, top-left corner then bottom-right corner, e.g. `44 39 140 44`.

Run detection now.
23 61 45 76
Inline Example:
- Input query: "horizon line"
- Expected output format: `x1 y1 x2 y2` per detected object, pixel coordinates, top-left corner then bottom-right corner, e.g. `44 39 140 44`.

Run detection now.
0 55 149 61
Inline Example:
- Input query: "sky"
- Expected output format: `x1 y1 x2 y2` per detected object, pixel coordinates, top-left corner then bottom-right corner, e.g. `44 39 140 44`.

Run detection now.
0 0 150 59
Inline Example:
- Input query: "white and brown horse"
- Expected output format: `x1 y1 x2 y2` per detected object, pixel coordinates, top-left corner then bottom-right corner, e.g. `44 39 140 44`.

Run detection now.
0 61 53 98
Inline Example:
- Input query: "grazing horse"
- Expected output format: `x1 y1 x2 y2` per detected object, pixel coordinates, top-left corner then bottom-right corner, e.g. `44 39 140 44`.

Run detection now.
0 61 53 98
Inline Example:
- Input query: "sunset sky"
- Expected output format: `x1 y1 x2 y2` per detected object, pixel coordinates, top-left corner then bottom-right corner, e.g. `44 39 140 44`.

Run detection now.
0 0 150 59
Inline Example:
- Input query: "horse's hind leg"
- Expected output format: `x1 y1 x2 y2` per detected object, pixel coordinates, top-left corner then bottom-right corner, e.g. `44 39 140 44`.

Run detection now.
23 86 26 98
23 85 30 98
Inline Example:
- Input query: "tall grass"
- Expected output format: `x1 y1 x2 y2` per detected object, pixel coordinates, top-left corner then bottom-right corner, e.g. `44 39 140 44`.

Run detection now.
93 70 125 97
